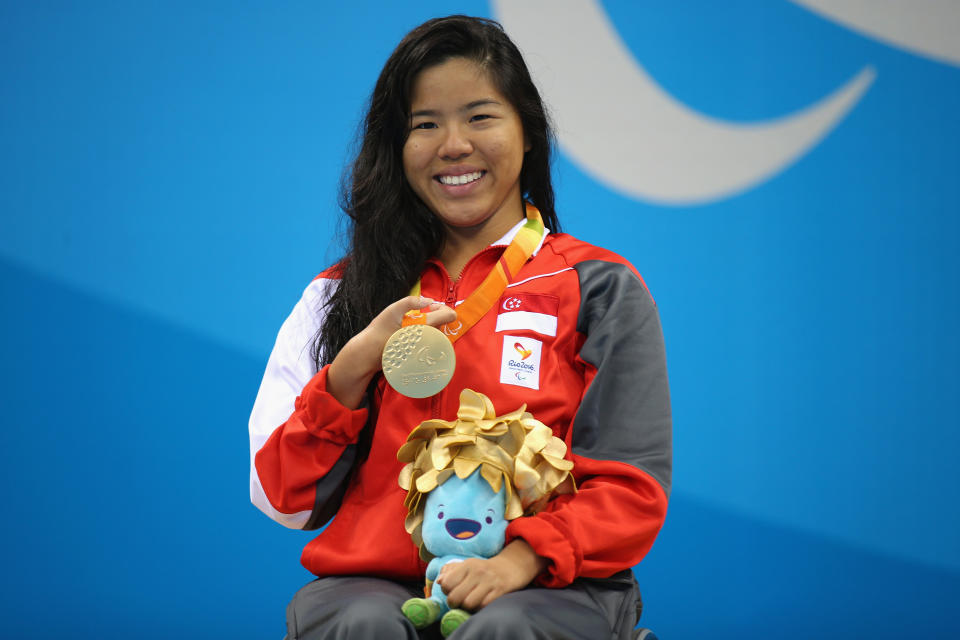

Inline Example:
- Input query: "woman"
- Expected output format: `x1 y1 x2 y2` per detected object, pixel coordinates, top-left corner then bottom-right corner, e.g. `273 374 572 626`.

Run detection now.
249 15 671 640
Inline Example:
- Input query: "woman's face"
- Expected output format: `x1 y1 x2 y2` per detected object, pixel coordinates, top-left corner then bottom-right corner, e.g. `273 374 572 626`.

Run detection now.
403 57 528 236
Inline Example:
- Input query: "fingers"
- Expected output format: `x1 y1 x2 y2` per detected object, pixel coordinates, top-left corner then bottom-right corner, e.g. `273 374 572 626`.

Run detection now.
424 304 457 327
437 562 467 607
390 296 457 329
388 295 435 318
438 560 507 611
453 579 498 612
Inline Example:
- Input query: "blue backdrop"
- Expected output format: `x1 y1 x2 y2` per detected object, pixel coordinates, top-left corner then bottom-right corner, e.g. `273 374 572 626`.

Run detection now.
2 1 958 637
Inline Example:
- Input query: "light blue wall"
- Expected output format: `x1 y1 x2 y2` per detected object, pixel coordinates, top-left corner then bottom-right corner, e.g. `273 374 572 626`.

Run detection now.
2 1 957 637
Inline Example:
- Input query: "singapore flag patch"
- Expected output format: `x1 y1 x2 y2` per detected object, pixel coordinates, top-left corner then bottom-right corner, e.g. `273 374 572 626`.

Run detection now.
500 335 542 390
495 293 559 337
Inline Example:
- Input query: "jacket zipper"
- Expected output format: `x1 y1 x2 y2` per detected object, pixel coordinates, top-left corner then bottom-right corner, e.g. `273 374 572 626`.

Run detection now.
427 245 504 419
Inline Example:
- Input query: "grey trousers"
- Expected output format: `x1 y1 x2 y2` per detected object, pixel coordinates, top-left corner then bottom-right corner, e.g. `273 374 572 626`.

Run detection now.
285 571 642 640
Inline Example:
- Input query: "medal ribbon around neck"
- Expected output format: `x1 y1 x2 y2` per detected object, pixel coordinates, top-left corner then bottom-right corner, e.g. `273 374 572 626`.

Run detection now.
382 203 545 398
405 202 545 340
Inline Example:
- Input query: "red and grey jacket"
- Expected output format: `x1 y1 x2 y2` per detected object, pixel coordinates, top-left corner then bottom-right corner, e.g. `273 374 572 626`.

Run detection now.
249 221 672 587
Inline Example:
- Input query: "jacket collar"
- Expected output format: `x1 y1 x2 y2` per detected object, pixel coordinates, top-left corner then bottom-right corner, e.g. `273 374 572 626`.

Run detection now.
490 218 549 256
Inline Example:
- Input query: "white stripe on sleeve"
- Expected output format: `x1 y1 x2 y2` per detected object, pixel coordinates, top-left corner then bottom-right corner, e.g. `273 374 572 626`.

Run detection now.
248 277 335 529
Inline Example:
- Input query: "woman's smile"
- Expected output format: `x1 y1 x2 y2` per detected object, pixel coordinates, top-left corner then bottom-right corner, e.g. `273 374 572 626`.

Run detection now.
436 169 486 187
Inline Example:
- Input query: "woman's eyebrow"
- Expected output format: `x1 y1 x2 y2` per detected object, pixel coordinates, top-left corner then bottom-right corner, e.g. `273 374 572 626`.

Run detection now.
410 99 502 118
464 99 501 110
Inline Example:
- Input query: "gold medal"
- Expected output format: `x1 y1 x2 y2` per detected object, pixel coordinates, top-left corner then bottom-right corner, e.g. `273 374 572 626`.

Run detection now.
382 204 544 398
382 324 456 398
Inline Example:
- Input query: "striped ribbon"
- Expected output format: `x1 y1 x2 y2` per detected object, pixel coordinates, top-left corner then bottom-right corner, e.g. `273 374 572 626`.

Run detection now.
403 202 545 344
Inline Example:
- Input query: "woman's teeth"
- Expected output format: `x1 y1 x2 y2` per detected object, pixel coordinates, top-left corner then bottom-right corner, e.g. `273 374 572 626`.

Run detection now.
438 171 483 186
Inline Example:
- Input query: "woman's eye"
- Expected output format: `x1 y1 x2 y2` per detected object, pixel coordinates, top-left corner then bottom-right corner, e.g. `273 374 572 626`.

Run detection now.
412 122 437 130
470 114 491 122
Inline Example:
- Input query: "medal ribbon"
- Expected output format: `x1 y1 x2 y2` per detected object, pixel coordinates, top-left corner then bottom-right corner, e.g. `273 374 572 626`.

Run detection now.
403 203 545 344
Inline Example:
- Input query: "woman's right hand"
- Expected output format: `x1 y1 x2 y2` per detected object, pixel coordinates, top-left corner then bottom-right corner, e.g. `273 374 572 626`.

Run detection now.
327 296 457 409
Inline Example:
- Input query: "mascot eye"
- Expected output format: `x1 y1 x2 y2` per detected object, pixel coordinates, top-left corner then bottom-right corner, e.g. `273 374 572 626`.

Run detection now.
485 516 493 524
438 511 444 519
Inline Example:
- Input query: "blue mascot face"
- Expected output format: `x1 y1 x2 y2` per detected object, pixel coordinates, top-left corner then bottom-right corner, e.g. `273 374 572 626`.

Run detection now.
421 469 508 559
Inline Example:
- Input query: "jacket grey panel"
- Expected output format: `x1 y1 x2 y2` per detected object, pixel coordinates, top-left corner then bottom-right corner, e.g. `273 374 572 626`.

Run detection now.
302 444 356 530
572 260 672 496
302 383 379 530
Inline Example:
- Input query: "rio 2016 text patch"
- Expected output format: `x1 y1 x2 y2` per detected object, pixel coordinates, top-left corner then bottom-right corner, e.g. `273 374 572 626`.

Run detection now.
500 335 542 390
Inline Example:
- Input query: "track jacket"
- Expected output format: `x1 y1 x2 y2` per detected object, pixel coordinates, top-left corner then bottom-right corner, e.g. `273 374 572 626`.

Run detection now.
250 220 672 588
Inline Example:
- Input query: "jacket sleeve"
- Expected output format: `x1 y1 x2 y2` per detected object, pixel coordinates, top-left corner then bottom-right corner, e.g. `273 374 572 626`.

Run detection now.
249 277 368 529
505 259 672 587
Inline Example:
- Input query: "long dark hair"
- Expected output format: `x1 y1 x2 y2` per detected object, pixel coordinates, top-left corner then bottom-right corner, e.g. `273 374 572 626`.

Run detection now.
314 15 559 367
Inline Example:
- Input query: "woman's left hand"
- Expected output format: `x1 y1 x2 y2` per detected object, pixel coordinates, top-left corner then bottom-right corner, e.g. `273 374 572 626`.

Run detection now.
436 539 549 610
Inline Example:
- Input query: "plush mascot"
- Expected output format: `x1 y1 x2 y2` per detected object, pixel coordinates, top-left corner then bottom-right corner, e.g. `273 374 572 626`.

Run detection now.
397 389 576 637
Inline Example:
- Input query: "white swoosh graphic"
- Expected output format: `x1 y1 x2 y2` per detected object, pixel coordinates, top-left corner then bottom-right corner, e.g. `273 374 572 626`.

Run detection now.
493 0 875 205
792 0 960 68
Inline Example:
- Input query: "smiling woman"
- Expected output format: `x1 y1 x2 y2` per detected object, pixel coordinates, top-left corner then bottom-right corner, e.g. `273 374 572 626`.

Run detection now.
248 15 671 640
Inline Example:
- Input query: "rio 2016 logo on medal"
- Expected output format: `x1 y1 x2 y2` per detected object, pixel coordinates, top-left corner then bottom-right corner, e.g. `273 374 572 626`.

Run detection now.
382 325 456 398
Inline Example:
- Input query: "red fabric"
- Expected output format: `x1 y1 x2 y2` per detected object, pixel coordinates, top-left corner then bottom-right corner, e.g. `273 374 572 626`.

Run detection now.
255 366 368 515
507 458 668 588
254 233 669 586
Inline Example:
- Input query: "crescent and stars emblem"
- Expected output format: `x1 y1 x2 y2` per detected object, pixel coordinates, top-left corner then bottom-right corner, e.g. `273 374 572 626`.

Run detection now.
502 297 522 311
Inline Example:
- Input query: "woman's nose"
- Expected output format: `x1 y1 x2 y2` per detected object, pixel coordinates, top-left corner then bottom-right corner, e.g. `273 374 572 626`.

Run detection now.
438 125 473 160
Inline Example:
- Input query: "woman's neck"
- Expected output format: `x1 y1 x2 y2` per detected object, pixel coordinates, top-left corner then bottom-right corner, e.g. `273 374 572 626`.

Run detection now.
439 213 523 280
